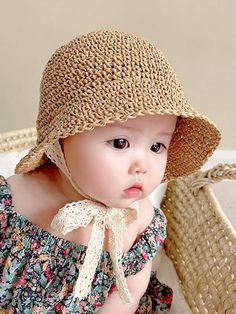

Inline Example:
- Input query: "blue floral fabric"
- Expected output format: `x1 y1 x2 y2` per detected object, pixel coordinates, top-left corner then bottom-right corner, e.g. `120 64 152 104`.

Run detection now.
0 175 173 313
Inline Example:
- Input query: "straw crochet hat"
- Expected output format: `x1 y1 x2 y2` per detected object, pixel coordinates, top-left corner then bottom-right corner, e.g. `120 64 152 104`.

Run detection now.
15 30 221 179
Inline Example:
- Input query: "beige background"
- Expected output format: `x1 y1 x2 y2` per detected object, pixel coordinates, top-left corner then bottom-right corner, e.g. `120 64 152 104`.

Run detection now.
0 0 235 149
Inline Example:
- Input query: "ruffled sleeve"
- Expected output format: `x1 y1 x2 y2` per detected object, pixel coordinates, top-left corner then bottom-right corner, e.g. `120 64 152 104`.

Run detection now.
0 175 12 232
122 207 167 277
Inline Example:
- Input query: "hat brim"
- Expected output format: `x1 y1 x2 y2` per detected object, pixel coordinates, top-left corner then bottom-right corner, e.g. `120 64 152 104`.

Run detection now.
15 78 221 179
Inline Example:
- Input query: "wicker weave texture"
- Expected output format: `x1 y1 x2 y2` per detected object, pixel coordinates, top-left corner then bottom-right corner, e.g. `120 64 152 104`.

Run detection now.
161 164 236 314
0 128 37 152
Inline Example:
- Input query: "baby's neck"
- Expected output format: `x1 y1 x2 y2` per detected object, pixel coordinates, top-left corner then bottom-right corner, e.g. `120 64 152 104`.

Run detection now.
36 162 85 204
57 167 85 203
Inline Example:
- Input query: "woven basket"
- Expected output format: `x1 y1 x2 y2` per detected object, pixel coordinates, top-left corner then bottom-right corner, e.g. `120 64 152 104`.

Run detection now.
161 163 236 314
0 128 37 152
0 128 236 313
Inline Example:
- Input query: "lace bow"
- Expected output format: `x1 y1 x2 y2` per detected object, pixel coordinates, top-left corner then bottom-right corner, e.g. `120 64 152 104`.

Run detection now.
51 199 139 303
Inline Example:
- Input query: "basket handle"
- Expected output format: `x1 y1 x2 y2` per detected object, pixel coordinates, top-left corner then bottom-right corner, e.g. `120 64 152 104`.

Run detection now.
190 163 236 195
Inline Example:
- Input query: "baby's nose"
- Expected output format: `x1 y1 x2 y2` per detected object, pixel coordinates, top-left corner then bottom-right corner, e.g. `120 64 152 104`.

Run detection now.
129 160 148 175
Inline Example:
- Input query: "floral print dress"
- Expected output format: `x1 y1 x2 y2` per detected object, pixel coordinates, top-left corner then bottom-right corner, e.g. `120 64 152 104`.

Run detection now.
0 175 173 313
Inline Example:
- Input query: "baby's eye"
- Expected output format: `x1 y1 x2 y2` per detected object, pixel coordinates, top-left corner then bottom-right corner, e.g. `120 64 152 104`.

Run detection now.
151 142 166 153
108 138 129 149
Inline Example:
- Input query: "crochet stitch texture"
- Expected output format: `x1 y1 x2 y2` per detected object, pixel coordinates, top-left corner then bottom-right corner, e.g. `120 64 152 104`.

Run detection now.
16 30 221 178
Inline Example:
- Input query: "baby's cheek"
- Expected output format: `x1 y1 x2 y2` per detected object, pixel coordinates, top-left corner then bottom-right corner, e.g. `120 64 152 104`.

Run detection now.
148 169 165 190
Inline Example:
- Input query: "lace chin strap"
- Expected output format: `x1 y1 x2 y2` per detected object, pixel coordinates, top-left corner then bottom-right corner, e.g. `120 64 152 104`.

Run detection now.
46 140 91 201
45 140 139 303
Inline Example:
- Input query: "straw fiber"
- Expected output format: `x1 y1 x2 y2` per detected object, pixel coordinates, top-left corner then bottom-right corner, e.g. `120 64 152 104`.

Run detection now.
161 163 236 313
14 31 221 179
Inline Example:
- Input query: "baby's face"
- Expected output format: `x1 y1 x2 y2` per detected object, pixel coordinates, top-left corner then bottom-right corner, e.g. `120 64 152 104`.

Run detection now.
62 114 177 208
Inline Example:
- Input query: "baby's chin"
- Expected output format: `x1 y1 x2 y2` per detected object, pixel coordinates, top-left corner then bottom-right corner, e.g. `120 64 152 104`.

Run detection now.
97 197 143 210
88 188 152 209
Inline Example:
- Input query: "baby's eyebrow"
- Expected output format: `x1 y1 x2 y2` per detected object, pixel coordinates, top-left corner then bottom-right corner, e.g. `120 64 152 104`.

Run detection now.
157 132 174 136
107 125 135 131
106 124 174 136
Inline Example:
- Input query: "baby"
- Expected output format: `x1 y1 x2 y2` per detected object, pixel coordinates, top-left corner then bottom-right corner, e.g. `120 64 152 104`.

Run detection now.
0 30 221 313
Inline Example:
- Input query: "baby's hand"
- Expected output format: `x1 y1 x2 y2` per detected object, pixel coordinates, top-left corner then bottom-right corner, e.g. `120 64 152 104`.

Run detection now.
98 259 152 314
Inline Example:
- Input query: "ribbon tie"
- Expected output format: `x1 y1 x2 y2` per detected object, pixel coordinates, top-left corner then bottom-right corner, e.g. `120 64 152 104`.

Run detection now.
51 199 139 303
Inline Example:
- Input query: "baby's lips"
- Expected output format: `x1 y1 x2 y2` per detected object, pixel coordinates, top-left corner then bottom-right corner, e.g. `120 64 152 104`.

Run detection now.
126 182 143 190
